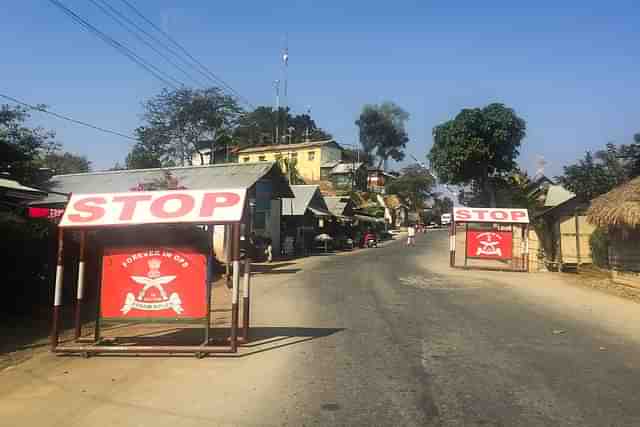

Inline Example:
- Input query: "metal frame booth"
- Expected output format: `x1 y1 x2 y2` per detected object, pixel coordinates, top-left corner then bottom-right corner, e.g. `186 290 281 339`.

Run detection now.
50 188 254 357
449 207 531 272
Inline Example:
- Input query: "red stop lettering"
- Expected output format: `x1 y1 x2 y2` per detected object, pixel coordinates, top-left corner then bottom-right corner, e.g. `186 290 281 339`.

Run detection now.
150 194 195 219
113 194 152 221
455 209 471 220
200 192 241 218
511 211 526 222
68 197 107 223
474 209 488 220
490 210 508 220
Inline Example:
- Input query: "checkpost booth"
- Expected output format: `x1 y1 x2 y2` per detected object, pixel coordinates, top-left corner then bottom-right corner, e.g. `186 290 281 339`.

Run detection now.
50 188 253 357
449 207 530 272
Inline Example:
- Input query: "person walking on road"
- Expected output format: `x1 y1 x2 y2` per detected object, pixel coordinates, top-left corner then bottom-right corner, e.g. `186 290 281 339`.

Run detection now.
407 224 416 246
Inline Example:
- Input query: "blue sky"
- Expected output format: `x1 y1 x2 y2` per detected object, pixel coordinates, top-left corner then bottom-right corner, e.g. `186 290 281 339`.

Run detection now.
2 0 639 176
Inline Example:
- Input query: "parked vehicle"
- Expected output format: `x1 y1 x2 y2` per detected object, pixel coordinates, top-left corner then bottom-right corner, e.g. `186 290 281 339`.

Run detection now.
363 231 378 248
441 213 452 227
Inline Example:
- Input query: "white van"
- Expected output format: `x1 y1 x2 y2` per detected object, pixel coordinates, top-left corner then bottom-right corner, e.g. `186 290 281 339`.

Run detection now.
440 213 452 226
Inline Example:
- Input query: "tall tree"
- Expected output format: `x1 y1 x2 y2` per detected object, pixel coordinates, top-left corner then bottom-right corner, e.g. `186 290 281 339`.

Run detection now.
139 87 243 166
0 105 58 184
125 126 172 169
429 103 526 207
234 106 332 147
356 102 409 169
42 151 91 175
557 144 629 201
385 163 435 211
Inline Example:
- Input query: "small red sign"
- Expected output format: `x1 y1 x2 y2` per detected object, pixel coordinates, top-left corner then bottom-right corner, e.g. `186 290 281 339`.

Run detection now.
466 230 513 260
100 247 207 320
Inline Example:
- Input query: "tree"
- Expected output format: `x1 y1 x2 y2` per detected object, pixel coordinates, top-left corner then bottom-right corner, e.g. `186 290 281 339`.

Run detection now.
355 102 409 169
42 151 91 175
139 87 243 166
557 146 628 201
234 106 332 147
385 163 435 211
0 105 58 185
429 103 526 207
125 126 172 169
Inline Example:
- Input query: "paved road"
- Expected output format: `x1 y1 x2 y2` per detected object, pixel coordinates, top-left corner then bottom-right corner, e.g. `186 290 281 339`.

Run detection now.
2 230 640 426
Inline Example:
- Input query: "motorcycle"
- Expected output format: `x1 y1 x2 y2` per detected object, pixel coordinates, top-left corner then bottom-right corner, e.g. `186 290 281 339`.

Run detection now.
363 232 378 248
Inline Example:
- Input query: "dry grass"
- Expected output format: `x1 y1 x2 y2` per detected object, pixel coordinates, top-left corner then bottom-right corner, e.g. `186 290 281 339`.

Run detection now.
587 177 640 227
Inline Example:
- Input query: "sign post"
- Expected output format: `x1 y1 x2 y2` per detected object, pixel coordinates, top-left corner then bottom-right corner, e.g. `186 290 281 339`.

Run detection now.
451 207 530 272
50 188 252 357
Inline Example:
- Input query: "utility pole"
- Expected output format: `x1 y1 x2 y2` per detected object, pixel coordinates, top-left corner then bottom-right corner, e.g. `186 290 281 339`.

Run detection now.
305 105 311 142
282 35 289 144
273 80 280 144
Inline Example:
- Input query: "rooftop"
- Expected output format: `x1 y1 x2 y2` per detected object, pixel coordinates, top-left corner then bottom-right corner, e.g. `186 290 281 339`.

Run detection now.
32 162 293 206
237 140 339 154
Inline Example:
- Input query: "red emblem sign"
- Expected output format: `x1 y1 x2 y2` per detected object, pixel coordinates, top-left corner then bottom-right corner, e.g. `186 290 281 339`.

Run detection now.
466 230 513 260
100 247 207 320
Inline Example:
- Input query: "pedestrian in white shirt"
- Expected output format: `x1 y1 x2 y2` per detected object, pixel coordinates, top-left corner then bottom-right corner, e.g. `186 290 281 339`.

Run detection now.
407 224 416 246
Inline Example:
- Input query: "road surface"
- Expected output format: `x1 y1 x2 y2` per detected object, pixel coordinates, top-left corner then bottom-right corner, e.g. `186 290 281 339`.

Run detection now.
2 230 640 426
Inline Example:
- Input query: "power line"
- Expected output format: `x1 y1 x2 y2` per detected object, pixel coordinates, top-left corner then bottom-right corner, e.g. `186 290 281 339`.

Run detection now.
88 0 208 88
47 0 184 89
0 93 138 141
118 0 256 109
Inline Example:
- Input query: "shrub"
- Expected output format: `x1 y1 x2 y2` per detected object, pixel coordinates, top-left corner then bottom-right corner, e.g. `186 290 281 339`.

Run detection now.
590 227 610 268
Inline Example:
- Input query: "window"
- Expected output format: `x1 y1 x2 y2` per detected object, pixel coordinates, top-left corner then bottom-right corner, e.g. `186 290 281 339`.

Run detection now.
291 152 298 159
258 155 266 161
308 151 316 161
243 157 250 162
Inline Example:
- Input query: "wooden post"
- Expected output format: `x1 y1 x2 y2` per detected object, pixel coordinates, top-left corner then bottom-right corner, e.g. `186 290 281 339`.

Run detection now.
74 231 87 340
51 228 64 351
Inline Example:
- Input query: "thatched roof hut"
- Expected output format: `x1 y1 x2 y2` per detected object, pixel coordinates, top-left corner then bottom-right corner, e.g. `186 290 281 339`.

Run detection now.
587 177 640 228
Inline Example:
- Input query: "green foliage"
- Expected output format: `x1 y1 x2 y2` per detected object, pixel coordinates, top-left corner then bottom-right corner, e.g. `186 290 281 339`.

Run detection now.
590 227 610 268
234 106 332 147
42 151 91 175
136 87 243 166
355 102 409 168
385 163 434 210
557 145 627 201
429 103 526 207
277 157 305 185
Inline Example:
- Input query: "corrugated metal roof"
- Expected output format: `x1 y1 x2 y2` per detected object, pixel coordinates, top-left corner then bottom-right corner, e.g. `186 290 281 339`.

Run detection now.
544 185 575 207
331 162 363 175
321 161 340 169
32 162 292 206
324 196 347 217
282 185 331 216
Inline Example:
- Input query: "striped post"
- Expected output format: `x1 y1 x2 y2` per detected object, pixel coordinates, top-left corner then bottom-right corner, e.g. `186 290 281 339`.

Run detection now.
230 223 241 352
74 231 87 340
51 228 64 351
449 222 456 267
242 256 251 341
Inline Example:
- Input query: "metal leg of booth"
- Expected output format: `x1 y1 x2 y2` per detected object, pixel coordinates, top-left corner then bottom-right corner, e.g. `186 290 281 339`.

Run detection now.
51 229 64 351
242 256 251 341
74 231 86 341
230 223 240 353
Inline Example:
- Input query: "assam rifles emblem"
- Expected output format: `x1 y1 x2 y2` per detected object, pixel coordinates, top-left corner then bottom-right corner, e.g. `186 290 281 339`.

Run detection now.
121 257 184 315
